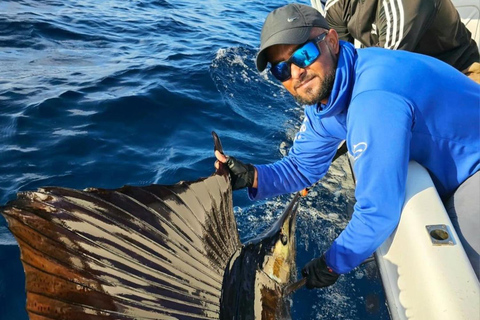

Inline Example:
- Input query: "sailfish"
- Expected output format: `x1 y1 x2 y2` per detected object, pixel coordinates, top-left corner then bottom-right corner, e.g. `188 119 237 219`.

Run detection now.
1 132 301 320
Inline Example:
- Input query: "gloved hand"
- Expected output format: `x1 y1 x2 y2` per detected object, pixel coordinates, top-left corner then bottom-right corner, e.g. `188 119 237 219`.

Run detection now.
301 255 339 289
225 156 255 190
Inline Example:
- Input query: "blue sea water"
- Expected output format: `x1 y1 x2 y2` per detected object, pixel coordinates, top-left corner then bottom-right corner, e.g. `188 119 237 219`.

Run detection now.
0 0 390 319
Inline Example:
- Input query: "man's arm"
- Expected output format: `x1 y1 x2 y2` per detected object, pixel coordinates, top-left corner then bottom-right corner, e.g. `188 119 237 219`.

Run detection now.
214 110 342 200
248 111 342 200
376 0 435 50
325 0 354 44
325 91 414 274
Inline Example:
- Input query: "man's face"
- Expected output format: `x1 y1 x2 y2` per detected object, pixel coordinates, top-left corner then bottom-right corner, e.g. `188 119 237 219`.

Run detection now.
266 28 339 106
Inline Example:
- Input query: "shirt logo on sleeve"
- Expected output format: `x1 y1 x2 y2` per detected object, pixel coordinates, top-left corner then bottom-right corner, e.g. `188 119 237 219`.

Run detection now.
352 142 368 160
294 119 308 141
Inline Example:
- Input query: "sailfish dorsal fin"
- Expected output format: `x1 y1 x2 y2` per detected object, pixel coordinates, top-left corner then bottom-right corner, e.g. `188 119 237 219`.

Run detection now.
2 166 240 319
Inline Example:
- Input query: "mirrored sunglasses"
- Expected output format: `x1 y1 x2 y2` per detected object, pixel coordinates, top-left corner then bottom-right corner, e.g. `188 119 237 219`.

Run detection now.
270 33 327 82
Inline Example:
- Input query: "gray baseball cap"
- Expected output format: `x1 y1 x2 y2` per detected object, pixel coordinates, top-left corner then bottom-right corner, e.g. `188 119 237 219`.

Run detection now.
256 4 330 72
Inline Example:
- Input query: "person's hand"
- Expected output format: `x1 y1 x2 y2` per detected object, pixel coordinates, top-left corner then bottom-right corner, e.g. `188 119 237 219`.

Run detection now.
463 62 480 84
301 255 339 289
215 150 256 190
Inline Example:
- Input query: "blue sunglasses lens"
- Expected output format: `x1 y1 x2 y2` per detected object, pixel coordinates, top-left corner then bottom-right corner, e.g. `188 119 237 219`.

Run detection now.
271 62 291 82
270 41 321 82
290 41 320 68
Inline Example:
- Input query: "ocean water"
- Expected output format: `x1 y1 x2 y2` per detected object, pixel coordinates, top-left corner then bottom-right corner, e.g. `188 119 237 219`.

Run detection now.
0 0 390 319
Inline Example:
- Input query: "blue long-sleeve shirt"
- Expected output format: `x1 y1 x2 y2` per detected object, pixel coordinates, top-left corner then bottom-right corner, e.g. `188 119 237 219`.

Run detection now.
248 41 480 274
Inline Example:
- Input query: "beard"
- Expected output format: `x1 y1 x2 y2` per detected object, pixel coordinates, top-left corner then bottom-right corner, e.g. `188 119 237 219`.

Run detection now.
294 69 336 106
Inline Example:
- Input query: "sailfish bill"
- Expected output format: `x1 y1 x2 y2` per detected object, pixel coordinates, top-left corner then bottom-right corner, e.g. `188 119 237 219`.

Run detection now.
1 132 300 320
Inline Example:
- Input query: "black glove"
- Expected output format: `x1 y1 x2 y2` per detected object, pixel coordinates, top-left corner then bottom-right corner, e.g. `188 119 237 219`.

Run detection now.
301 255 339 289
225 156 255 190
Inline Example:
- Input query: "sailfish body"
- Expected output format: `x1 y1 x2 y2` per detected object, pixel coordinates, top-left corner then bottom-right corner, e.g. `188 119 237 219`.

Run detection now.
220 193 299 319
1 133 299 320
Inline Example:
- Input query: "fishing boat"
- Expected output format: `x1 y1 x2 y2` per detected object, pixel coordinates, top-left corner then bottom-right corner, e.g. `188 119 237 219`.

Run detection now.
309 1 480 319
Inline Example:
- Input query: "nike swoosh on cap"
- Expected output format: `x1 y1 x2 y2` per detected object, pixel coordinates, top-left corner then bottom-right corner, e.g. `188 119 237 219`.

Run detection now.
287 17 298 22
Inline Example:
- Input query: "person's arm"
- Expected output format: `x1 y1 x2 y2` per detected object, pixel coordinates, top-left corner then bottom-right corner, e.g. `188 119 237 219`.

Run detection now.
325 0 353 44
325 91 414 274
376 0 435 50
214 109 342 199
247 110 343 200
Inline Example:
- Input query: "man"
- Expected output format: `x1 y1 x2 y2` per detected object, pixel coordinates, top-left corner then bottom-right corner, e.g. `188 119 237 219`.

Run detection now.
322 0 480 81
215 3 480 288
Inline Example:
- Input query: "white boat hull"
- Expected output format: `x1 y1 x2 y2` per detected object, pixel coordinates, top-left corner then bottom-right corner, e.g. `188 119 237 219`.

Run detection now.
376 161 480 320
